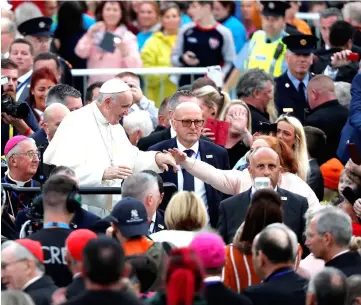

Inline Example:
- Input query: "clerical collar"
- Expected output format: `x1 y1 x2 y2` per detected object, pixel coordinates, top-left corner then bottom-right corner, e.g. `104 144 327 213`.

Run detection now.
22 276 42 290
92 101 110 126
5 173 32 187
204 276 222 283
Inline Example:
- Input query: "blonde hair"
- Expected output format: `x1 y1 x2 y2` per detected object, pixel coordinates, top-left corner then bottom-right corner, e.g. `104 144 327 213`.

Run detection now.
165 191 208 231
224 100 252 133
267 98 278 123
194 85 231 120
276 115 309 181
1 291 35 305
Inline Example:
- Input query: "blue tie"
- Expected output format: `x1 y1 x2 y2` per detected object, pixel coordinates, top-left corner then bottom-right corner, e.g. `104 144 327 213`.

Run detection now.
298 81 307 104
183 149 195 191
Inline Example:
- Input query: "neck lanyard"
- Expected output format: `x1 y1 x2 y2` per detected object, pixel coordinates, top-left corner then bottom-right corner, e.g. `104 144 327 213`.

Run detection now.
17 74 31 91
266 269 293 282
43 222 70 229
3 177 33 210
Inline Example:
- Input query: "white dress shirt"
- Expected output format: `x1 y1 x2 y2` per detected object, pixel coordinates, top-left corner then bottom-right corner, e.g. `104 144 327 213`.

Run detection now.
22 276 42 290
148 212 156 234
16 69 32 101
176 139 207 207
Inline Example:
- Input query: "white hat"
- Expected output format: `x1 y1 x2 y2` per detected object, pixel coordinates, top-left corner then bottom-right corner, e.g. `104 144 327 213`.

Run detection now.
99 78 130 94
0 0 12 10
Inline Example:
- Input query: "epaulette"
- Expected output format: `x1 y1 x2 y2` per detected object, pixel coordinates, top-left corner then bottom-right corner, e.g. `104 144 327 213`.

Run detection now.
58 56 73 69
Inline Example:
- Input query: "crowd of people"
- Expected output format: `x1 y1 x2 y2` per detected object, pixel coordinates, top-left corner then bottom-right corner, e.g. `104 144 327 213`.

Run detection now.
1 0 361 305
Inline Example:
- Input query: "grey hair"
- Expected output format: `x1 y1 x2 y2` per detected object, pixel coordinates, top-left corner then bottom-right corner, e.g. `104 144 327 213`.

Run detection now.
122 172 159 203
236 68 274 98
168 90 197 111
5 138 36 164
347 275 361 305
334 82 351 110
1 241 44 274
304 205 326 228
319 8 343 21
314 206 352 247
1 291 35 305
14 3 42 27
46 84 81 107
1 18 17 36
308 267 348 305
123 110 154 138
342 2 361 25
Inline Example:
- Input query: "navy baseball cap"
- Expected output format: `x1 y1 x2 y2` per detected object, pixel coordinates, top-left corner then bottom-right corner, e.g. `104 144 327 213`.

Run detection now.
261 1 290 17
283 34 319 54
18 17 53 37
108 197 148 238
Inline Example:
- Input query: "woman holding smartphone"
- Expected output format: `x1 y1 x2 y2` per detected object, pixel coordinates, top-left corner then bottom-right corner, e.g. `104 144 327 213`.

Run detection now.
75 1 142 85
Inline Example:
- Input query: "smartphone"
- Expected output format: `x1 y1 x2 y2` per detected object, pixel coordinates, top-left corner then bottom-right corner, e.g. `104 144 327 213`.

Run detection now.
347 52 360 62
205 118 218 136
205 119 230 146
347 142 361 165
98 32 119 53
254 177 271 190
342 187 358 205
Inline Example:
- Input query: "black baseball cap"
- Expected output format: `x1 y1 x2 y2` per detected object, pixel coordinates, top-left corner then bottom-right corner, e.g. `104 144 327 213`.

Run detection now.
283 34 319 54
261 1 290 17
108 197 148 238
18 17 53 37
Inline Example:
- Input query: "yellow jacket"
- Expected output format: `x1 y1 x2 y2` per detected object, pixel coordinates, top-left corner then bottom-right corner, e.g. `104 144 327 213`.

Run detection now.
141 31 178 107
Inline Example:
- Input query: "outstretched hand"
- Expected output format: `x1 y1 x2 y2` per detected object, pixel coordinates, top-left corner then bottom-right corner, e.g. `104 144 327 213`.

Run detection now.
155 152 178 173
168 148 187 164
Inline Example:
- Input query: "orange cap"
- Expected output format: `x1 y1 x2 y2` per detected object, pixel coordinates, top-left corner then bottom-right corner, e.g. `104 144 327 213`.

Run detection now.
320 158 344 190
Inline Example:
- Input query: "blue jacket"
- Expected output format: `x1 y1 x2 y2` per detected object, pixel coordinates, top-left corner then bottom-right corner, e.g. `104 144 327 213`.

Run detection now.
149 138 230 228
337 72 361 163
222 16 247 54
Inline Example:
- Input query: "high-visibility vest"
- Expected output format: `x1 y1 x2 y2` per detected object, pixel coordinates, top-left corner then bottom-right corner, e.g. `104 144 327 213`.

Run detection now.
246 30 287 77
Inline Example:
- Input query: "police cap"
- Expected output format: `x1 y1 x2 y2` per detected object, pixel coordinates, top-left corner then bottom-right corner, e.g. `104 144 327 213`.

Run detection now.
283 34 319 54
18 17 53 37
261 1 290 17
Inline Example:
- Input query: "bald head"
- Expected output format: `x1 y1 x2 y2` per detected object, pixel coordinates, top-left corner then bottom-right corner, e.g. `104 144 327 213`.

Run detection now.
43 103 70 141
249 147 280 165
307 75 337 109
174 101 202 118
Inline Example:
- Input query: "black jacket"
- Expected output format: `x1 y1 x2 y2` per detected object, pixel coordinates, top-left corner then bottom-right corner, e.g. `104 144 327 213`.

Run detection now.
307 159 324 202
149 138 230 228
217 187 308 244
243 268 308 305
66 276 85 300
204 281 252 305
24 275 58 305
305 100 348 165
325 251 361 277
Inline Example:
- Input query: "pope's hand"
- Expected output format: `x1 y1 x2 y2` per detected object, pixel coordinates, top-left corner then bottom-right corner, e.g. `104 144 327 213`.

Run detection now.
168 148 187 164
103 166 133 180
155 152 178 173
52 288 67 305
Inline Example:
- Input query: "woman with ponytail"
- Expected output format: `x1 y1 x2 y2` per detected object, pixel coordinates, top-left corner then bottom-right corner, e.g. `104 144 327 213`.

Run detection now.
147 248 207 305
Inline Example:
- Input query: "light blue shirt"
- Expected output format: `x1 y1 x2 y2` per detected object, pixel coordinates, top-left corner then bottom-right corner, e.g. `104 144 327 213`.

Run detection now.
287 70 310 101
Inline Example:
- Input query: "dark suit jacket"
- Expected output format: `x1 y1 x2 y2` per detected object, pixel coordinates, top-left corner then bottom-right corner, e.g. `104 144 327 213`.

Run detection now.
31 128 48 148
243 269 308 305
137 127 211 151
204 281 252 305
305 100 348 165
307 159 324 202
275 72 313 123
149 138 230 228
24 275 58 305
217 187 308 244
325 251 361 277
153 210 166 233
66 276 85 300
247 104 270 133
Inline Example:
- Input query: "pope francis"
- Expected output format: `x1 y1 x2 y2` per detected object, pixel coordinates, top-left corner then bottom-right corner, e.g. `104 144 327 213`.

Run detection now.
43 78 177 216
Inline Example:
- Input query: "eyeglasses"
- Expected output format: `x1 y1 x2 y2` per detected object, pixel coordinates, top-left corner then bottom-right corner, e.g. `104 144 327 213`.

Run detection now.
1 259 27 270
174 119 204 128
11 150 40 159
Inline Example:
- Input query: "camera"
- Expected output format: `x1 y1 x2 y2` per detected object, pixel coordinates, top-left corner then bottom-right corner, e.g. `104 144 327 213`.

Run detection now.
1 93 29 120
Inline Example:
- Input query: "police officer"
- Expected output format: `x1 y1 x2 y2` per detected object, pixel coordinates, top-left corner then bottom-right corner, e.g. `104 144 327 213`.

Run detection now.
17 16 73 101
275 34 318 123
225 1 291 92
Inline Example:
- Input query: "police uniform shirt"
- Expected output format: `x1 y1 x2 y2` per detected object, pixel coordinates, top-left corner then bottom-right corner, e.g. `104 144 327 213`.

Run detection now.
28 228 73 287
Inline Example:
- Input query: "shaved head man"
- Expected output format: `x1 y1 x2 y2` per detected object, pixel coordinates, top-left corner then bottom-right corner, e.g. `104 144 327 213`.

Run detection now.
307 75 337 110
248 147 281 189
42 103 70 142
172 102 204 148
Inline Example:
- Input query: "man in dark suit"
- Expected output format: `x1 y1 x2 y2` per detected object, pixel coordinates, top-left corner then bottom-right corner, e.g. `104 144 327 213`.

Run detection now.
305 75 349 165
217 147 307 244
122 171 167 234
137 90 211 151
275 34 318 123
243 223 308 305
306 206 361 277
149 102 230 228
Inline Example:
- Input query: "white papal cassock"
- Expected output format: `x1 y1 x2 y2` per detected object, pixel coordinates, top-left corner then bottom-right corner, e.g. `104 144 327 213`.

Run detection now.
43 101 161 216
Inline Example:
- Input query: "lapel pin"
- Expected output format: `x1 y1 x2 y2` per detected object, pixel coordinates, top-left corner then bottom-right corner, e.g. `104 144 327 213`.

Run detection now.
281 196 287 200
158 224 164 229
206 155 213 159
285 83 290 88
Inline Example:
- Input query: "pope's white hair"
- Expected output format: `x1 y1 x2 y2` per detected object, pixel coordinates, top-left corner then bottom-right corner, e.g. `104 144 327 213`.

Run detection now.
123 110 154 137
5 138 36 164
97 92 124 104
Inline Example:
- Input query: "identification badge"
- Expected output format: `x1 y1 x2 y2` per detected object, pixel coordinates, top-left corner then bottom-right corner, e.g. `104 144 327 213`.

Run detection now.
254 55 267 61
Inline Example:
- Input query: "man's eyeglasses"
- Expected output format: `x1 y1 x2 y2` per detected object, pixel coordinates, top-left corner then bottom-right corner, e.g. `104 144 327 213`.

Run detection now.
11 150 40 159
174 119 204 128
